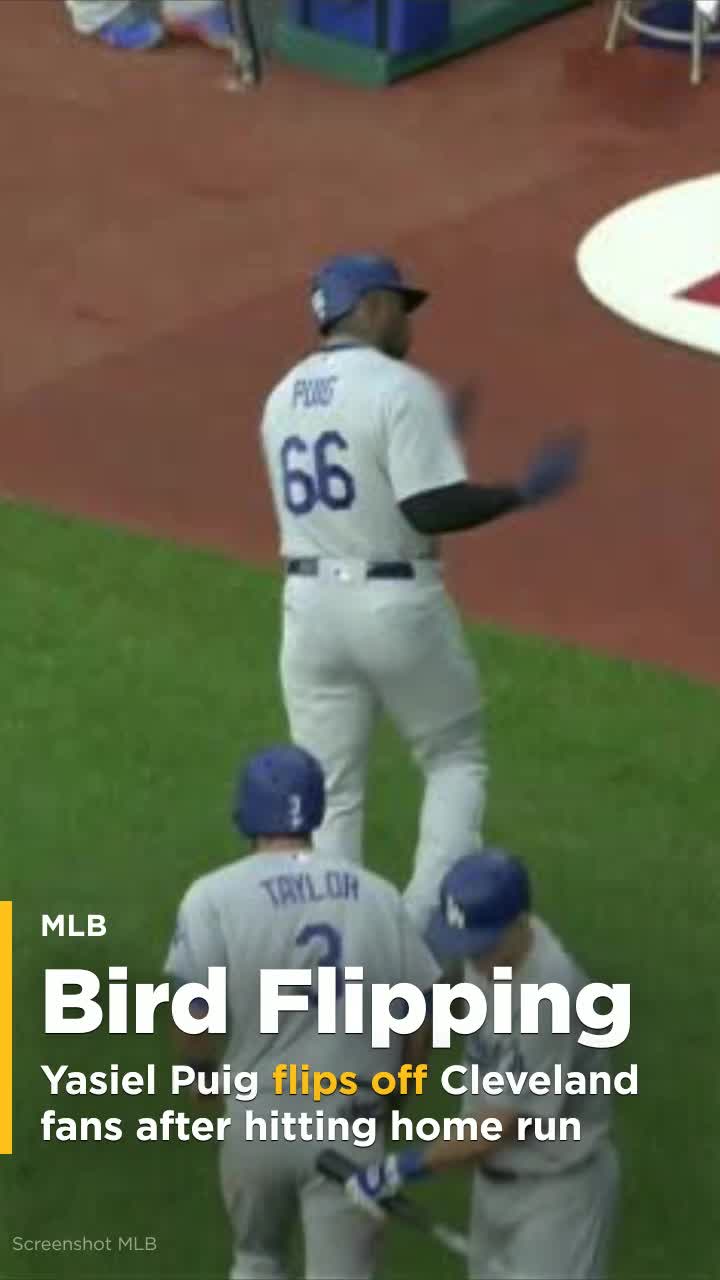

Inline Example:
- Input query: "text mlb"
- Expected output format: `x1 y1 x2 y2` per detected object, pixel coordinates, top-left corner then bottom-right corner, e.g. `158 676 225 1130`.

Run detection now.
44 965 631 1048
42 914 106 936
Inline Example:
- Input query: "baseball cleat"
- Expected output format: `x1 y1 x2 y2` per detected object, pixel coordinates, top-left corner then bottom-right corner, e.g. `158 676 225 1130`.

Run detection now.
163 3 235 50
96 10 166 50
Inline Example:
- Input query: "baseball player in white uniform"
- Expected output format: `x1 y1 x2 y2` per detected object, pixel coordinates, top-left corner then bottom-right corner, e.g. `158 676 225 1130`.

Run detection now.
165 744 439 1280
345 850 621 1279
63 0 233 51
260 253 583 931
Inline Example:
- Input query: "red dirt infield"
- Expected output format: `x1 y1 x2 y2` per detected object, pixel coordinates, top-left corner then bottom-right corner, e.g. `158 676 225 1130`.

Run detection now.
1 2 717 681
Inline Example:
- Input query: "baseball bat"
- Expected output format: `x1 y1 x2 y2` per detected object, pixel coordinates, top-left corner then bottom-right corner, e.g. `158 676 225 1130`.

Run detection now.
224 0 263 87
316 1149 469 1260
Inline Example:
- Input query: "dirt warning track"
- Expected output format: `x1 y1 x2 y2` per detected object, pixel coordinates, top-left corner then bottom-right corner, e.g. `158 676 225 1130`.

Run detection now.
1 2 717 680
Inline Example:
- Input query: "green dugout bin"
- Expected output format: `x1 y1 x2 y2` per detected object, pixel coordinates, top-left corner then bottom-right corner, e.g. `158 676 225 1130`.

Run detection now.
275 0 592 86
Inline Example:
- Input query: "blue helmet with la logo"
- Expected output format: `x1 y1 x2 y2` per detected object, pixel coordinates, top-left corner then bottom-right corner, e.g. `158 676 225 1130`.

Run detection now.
310 253 428 332
426 850 531 960
233 745 326 839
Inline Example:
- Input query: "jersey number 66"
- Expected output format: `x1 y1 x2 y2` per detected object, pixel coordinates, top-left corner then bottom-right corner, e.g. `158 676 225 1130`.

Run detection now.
281 431 356 515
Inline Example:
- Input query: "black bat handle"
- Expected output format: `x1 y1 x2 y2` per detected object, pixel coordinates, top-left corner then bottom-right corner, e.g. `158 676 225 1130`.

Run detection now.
315 1149 468 1260
315 1149 426 1228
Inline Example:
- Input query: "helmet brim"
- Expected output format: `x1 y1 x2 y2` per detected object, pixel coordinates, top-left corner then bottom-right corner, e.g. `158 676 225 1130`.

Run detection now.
395 286 429 312
425 910 506 960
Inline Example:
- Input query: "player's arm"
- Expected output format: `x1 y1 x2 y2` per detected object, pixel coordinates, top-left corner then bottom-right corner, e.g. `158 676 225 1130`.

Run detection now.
398 901 441 1068
414 1106 520 1171
170 1025 225 1111
388 1006 433 1119
399 437 583 535
386 374 583 536
404 1019 432 1067
164 887 229 1103
169 998 224 1075
373 1020 571 1179
401 483 523 533
344 1106 520 1216
347 1013 579 1212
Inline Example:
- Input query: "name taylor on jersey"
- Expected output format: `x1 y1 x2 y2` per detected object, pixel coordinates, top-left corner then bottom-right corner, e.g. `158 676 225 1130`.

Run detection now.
260 868 360 908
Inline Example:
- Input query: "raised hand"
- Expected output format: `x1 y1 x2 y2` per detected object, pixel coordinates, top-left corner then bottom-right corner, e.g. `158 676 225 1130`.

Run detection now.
519 432 586 506
447 380 480 439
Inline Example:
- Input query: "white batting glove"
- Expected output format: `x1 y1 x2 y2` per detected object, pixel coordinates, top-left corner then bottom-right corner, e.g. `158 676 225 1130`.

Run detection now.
345 1155 407 1221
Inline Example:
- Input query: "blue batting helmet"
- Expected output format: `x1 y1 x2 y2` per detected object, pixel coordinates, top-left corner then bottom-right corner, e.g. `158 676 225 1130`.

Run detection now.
426 850 531 960
310 253 428 330
233 745 326 840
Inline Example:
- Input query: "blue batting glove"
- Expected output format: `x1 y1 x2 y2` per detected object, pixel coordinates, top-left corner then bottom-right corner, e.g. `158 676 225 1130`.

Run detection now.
518 433 585 506
345 1151 427 1221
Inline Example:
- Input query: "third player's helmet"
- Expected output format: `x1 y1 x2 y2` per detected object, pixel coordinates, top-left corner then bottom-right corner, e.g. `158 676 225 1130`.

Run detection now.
233 744 326 840
426 849 531 960
310 253 428 331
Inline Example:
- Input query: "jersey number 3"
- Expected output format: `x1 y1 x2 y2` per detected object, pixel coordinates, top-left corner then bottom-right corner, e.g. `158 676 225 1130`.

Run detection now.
281 432 356 515
295 922 345 1006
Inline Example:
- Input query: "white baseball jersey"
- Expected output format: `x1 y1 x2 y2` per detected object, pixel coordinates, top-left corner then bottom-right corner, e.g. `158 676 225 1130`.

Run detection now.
64 0 219 35
463 917 613 1174
165 850 439 1096
261 344 467 560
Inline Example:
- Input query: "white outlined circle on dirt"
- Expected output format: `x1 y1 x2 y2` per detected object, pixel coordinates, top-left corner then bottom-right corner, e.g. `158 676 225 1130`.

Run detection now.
577 174 720 357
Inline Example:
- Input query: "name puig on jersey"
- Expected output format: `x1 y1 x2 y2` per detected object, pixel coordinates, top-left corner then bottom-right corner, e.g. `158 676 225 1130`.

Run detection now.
291 376 338 409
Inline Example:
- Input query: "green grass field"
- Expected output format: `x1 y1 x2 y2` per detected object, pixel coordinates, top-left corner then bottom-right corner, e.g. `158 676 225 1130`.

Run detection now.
1 501 718 1279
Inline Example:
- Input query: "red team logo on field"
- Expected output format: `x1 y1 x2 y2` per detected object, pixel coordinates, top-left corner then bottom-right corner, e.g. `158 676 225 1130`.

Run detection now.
678 271 720 308
577 174 720 355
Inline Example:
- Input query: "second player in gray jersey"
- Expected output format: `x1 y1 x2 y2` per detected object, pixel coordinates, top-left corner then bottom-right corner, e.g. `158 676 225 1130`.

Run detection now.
261 252 583 931
165 744 438 1280
345 850 620 1279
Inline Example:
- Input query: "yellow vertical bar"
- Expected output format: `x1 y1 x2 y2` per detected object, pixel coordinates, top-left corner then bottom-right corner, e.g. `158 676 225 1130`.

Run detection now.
0 902 12 1155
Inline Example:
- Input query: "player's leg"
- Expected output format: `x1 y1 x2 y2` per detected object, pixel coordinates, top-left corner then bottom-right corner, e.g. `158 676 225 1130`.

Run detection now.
300 1170 384 1280
467 1173 506 1279
357 581 486 929
219 1117 296 1279
402 710 487 931
282 669 378 866
280 581 379 864
475 1147 621 1279
536 1147 620 1280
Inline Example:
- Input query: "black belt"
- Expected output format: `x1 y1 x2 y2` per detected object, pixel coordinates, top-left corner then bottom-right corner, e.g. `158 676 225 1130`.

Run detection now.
481 1148 600 1183
286 558 415 580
